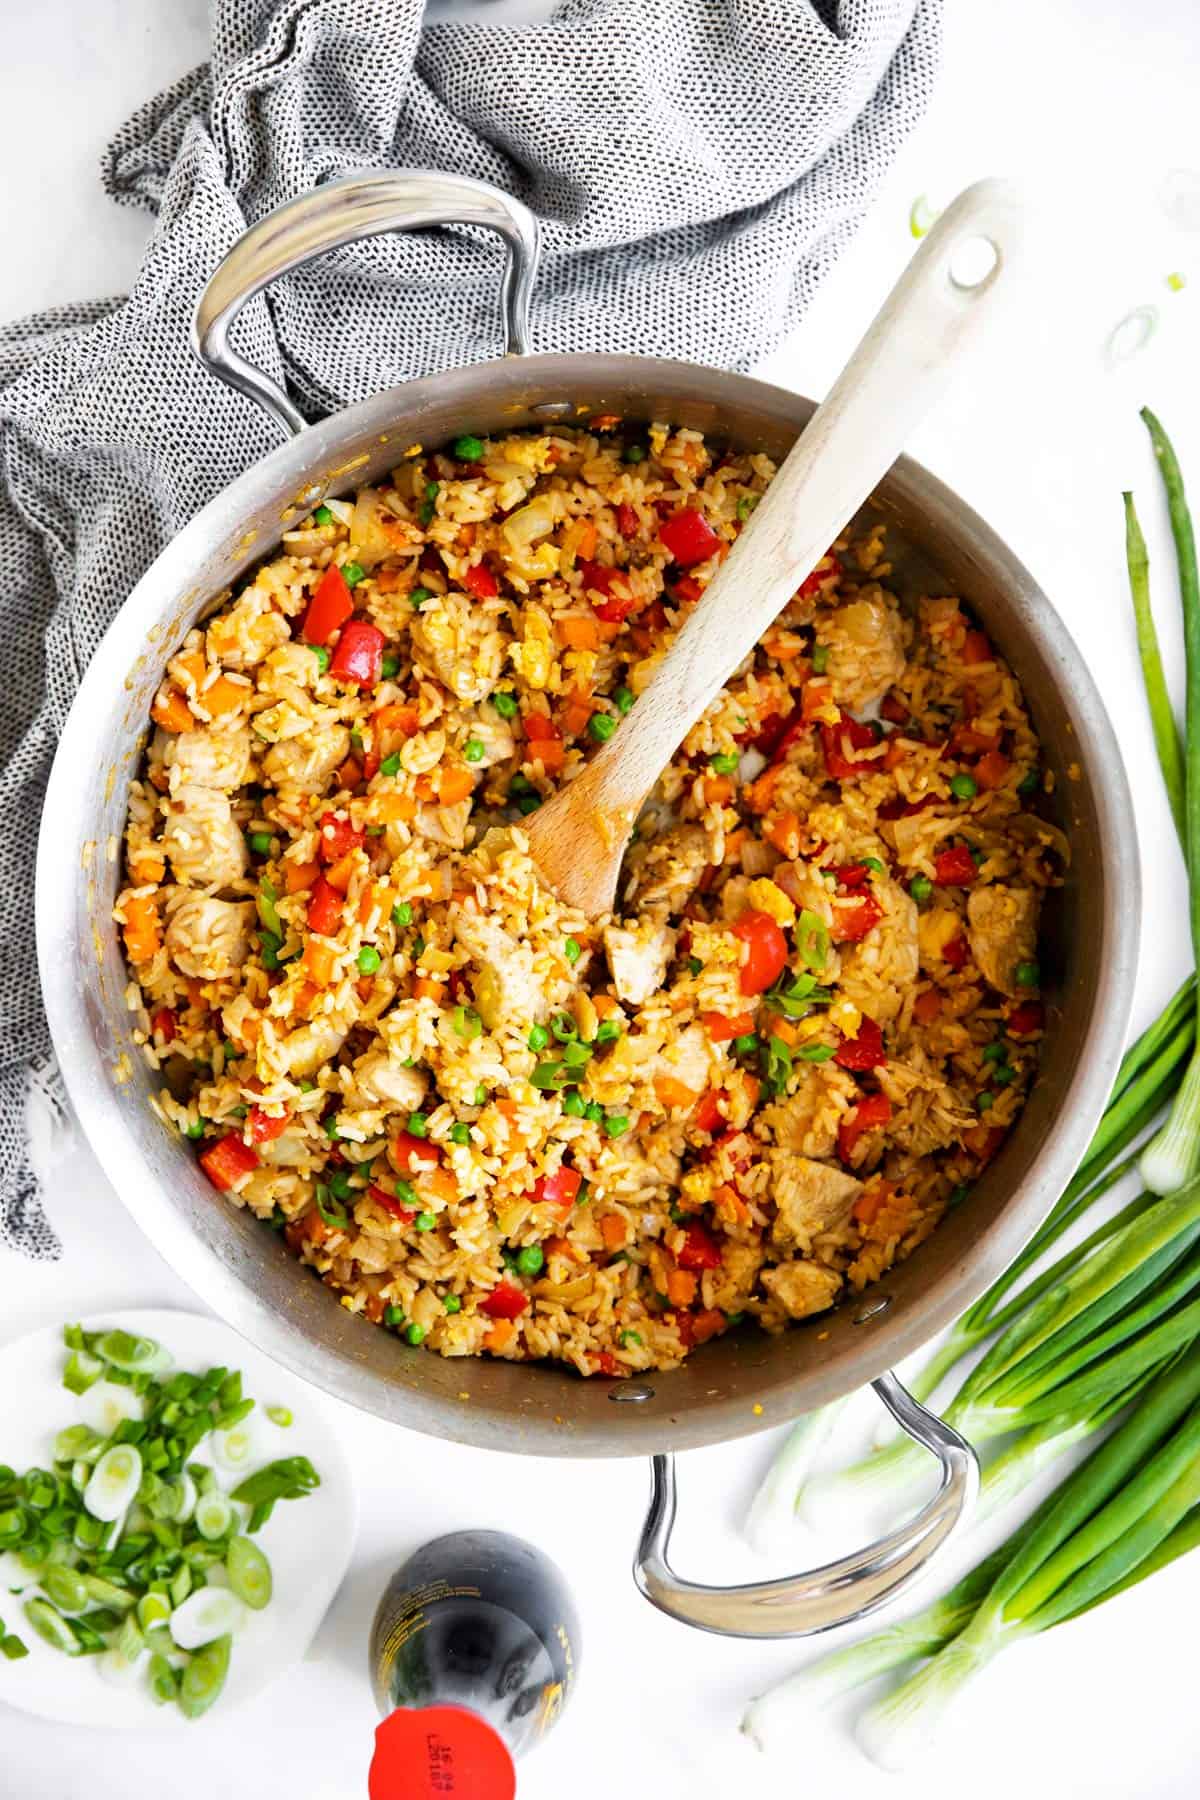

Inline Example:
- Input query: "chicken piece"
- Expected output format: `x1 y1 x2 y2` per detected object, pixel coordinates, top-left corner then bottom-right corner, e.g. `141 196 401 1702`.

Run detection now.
759 1063 861 1159
258 642 322 699
260 716 351 791
411 594 506 704
414 799 474 850
876 1050 976 1157
815 592 906 714
627 824 711 914
452 909 560 1027
761 1260 842 1320
838 878 918 1025
702 1240 764 1314
603 919 677 1006
276 1021 349 1079
653 1023 713 1096
966 884 1039 997
164 897 253 981
166 725 252 794
162 785 247 889
769 1152 863 1251
351 1053 429 1114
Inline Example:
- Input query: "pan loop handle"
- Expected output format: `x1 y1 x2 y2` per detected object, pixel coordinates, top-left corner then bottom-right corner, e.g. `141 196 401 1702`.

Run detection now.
633 1370 978 1638
191 169 541 440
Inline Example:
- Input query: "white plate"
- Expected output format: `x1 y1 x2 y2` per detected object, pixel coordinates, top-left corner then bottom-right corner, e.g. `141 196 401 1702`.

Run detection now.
0 1308 356 1730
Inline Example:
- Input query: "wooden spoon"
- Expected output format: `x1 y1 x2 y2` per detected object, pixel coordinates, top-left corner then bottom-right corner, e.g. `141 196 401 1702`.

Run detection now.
526 179 1026 916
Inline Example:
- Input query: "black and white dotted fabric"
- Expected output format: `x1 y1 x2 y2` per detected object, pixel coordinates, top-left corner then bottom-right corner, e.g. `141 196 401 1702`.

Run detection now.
0 0 940 1257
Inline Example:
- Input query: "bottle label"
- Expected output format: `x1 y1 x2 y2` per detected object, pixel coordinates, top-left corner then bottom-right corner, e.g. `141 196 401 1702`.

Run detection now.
375 1579 484 1696
370 1704 516 1800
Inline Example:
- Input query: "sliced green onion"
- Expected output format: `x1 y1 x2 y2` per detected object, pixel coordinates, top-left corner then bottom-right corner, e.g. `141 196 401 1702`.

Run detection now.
227 1535 273 1611
178 1633 232 1720
1124 490 1186 846
1105 304 1159 368
795 910 829 970
266 1405 293 1429
908 194 940 239
84 1445 142 1524
23 1599 81 1656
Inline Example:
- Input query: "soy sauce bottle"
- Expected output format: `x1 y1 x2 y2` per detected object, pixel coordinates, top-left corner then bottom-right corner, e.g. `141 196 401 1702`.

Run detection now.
368 1529 580 1800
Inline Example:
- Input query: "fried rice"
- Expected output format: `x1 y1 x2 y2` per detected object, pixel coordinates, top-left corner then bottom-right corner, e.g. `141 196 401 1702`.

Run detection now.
115 420 1063 1378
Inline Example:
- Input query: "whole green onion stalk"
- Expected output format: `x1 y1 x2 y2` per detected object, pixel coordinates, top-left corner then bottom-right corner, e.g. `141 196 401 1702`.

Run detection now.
1134 409 1200 1194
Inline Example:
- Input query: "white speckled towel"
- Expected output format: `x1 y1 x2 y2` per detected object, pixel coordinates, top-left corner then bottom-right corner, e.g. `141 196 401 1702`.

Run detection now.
0 0 940 1256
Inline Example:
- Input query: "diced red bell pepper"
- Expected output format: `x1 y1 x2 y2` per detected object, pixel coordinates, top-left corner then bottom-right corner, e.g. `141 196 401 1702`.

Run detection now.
301 565 354 646
199 1134 259 1192
677 1222 723 1271
522 711 562 743
832 862 870 889
616 502 639 539
480 1282 530 1320
329 618 385 687
879 692 910 727
247 1105 292 1144
878 792 937 823
370 1182 416 1223
393 1131 442 1174
943 933 971 971
934 845 979 886
834 1016 886 1071
1007 1000 1045 1037
797 552 841 598
830 894 883 943
673 575 703 604
307 876 344 935
974 749 1011 790
595 1350 623 1377
837 1093 892 1164
463 561 498 600
318 811 365 864
962 629 992 664
659 508 722 567
733 909 789 995
950 722 1002 756
820 711 879 779
579 559 636 623
766 703 809 766
531 1166 582 1211
701 1010 756 1043
150 1007 177 1043
694 1090 726 1134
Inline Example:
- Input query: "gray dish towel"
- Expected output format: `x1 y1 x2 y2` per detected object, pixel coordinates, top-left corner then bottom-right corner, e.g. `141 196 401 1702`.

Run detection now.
0 0 939 1258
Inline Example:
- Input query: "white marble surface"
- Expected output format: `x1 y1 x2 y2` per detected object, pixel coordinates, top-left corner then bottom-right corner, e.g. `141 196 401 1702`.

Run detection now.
4 0 1200 1794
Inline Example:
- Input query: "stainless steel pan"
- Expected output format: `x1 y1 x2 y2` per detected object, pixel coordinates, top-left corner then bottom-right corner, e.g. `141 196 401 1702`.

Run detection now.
36 171 1138 1637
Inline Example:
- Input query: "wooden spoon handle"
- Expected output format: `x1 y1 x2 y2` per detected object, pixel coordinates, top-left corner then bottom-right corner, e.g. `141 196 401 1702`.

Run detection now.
527 179 1027 914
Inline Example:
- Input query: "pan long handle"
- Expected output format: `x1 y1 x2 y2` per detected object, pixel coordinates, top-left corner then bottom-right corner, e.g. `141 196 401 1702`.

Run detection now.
191 170 541 438
633 1371 978 1638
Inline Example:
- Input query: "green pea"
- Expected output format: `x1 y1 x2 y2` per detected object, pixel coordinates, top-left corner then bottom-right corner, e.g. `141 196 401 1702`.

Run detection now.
733 1033 759 1056
862 857 885 873
406 1112 428 1138
982 1042 1008 1063
450 1123 471 1146
311 646 330 674
562 1090 586 1117
564 937 581 964
492 690 518 718
614 686 634 714
687 956 703 976
392 902 413 928
357 946 382 975
811 643 830 673
474 1084 488 1106
381 654 400 680
622 443 646 463
443 1294 462 1314
377 753 401 779
384 1305 404 1328
736 496 759 520
604 1115 630 1139
584 1102 604 1124
977 1090 995 1111
453 435 485 462
247 831 273 856
517 793 542 815
619 1330 644 1347
401 1322 424 1347
415 1212 436 1232
313 505 333 525
1018 768 1040 796
516 1246 544 1276
184 1119 205 1141
709 752 738 774
341 561 365 587
588 713 616 743
409 586 431 610
910 875 933 905
950 773 978 800
464 739 485 763
948 1183 971 1208
1016 961 1041 988
529 1025 550 1052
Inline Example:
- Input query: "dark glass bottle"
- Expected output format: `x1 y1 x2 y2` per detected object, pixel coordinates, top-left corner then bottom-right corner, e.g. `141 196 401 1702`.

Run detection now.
368 1529 580 1800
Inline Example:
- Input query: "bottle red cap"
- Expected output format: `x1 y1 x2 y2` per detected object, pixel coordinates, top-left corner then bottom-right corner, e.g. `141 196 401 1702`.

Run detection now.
369 1705 516 1800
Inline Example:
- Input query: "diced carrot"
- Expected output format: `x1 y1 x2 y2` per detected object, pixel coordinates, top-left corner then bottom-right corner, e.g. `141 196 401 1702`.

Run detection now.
357 883 376 924
371 792 418 823
746 766 781 814
769 1017 800 1047
128 851 166 885
801 680 834 720
763 632 806 661
374 568 404 594
185 978 208 1010
438 766 476 805
285 859 320 893
150 687 194 734
325 851 359 895
557 615 601 655
293 980 320 1014
374 702 420 742
703 775 735 804
562 691 594 734
596 620 623 643
691 1308 727 1345
853 1179 894 1228
654 1075 701 1110
766 811 802 858
702 1010 756 1043
363 1293 386 1324
883 736 911 772
174 649 206 689
962 630 992 664
600 1214 627 1251
122 893 161 964
337 756 363 790
975 749 1011 790
413 977 444 1002
427 1166 459 1203
963 1123 1006 1160
577 519 598 558
592 994 621 1019
666 1268 698 1308
529 738 565 774
722 828 746 864
484 1319 516 1353
200 675 246 716
714 1184 750 1225
302 940 336 986
914 988 943 1025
